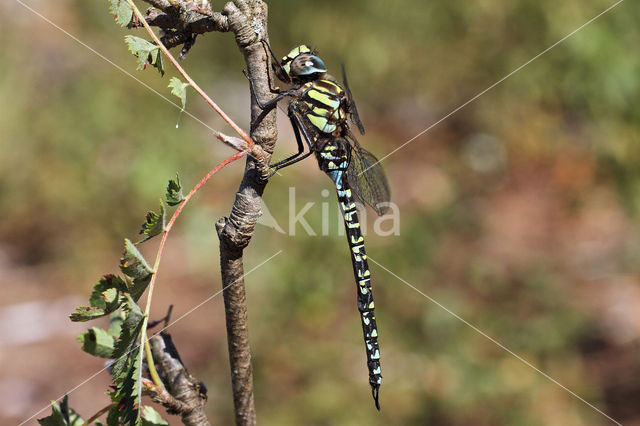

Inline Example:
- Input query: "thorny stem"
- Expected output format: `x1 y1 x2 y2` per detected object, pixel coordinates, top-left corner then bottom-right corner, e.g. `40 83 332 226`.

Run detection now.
125 0 253 146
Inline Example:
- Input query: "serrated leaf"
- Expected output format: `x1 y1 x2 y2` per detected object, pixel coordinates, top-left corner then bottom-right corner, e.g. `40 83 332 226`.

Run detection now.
38 395 85 426
109 297 145 426
166 174 184 206
123 294 144 328
141 406 169 426
109 342 143 426
124 36 155 70
70 275 128 322
138 203 166 244
109 311 125 337
78 327 116 358
69 306 106 322
109 0 134 28
168 77 189 110
124 35 164 76
120 239 153 301
149 46 164 76
121 239 153 280
106 404 119 426
110 295 145 379
89 275 128 311
130 275 152 303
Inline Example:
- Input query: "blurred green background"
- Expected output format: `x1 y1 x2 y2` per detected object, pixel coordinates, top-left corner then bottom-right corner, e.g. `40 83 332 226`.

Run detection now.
2 0 639 424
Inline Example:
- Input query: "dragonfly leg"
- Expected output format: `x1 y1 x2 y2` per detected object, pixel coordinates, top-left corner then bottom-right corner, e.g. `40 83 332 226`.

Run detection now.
261 39 291 86
243 70 295 131
243 70 291 111
268 106 317 175
270 107 310 168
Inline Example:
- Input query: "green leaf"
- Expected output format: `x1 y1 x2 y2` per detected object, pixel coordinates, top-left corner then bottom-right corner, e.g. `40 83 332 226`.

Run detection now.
123 294 144 329
70 275 127 322
78 327 116 358
166 174 184 206
138 203 166 244
121 239 153 280
109 311 125 337
69 306 106 322
124 35 164 76
109 297 145 426
140 406 169 426
110 295 144 379
150 46 164 76
130 275 152 303
120 239 153 301
109 0 134 28
89 275 128 311
168 77 189 110
109 341 143 426
38 395 85 426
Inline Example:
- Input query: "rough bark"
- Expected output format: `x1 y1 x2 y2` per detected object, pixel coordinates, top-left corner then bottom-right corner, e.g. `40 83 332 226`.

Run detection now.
149 333 211 426
214 3 275 425
142 1 277 425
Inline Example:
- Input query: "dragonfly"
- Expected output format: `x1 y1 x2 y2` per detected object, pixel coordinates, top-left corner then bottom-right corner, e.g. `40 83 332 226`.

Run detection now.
245 42 391 410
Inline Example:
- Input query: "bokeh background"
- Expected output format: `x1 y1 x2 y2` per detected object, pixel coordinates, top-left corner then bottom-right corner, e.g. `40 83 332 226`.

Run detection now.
2 0 639 424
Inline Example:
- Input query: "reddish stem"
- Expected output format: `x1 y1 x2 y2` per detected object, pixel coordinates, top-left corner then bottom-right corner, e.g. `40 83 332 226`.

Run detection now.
142 149 249 334
125 0 253 147
167 149 249 232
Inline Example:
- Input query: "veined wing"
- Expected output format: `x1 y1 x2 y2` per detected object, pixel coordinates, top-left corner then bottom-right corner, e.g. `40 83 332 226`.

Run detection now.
341 63 366 135
345 133 391 216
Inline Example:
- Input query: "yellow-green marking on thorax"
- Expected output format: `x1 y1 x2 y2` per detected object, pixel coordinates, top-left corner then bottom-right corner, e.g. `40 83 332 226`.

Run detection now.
306 114 337 134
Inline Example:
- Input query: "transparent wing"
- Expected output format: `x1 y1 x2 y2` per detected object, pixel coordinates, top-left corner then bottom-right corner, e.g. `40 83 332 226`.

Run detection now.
341 63 366 135
345 134 391 216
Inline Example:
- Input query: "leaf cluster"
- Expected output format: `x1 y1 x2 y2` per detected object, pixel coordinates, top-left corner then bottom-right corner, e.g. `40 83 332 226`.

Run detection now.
69 243 151 425
38 395 168 426
43 175 186 425
110 0 194 106
125 36 165 76
40 1 207 422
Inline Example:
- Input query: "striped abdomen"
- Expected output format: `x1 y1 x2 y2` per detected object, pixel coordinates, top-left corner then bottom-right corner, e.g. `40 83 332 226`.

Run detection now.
316 139 382 410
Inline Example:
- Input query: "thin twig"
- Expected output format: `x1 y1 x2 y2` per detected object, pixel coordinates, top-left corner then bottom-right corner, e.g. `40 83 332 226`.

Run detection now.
149 333 210 425
145 334 164 387
126 2 276 424
136 149 248 416
125 0 253 146
212 2 277 425
141 148 249 321
81 402 116 426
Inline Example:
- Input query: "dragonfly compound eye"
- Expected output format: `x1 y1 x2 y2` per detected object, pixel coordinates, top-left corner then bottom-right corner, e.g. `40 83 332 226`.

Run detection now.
289 54 327 78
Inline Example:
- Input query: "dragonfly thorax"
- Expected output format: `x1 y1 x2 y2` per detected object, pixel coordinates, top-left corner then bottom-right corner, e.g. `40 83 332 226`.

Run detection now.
297 79 348 137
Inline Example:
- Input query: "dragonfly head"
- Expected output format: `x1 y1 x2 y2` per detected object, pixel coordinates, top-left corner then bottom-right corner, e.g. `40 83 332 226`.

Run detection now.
276 45 327 84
